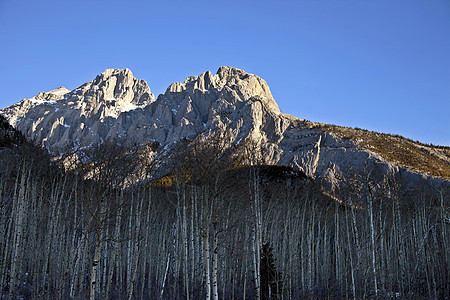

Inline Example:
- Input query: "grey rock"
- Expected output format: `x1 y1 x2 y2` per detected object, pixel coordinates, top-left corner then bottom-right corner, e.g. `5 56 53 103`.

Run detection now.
1 68 154 152
1 66 449 191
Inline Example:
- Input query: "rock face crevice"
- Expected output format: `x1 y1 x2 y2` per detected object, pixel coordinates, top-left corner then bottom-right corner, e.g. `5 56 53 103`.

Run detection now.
1 67 449 188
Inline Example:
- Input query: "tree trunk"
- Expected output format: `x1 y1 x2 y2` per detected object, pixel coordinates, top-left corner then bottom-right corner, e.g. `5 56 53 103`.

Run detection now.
345 204 357 298
213 230 219 300
182 183 190 300
368 189 378 296
205 228 212 300
107 202 122 298
90 231 101 300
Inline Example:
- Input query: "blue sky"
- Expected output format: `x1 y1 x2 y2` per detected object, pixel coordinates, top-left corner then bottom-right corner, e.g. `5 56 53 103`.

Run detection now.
1 0 449 145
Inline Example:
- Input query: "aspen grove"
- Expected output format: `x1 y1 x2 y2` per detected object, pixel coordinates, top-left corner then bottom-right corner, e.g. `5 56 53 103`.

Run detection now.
1 132 449 299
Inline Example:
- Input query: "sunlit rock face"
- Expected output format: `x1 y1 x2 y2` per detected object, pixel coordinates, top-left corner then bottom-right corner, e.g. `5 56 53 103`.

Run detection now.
1 68 154 152
0 66 281 155
1 67 448 188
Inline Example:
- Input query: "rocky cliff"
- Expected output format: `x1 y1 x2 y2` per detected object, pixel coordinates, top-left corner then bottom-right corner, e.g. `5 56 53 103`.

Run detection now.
1 68 153 151
1 67 449 189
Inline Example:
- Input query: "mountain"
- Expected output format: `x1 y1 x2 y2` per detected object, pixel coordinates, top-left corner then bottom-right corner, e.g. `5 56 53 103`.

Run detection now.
1 69 153 152
1 67 449 190
1 68 449 299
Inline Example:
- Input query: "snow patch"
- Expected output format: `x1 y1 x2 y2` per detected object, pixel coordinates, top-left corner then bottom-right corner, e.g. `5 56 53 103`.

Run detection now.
122 103 138 112
30 99 56 105
10 118 20 126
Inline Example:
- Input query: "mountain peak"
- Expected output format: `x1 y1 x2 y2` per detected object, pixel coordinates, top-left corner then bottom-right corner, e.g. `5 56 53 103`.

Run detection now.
93 68 137 88
33 86 70 102
99 67 133 78
2 67 448 186
215 66 279 114
74 67 154 107
216 66 248 79
48 87 70 95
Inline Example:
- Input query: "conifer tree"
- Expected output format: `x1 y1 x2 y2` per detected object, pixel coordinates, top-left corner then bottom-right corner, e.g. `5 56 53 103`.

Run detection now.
260 240 282 299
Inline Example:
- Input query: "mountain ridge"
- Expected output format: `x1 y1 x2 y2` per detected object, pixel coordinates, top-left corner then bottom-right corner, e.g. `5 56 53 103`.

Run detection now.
1 67 449 187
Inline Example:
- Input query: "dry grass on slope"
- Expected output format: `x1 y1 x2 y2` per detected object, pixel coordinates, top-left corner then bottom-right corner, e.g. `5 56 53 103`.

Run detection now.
316 123 450 179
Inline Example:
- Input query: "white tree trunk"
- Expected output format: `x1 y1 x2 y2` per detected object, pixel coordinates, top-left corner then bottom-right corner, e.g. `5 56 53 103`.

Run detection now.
160 252 171 298
251 228 260 300
126 199 134 295
128 195 144 300
368 190 378 296
251 167 261 300
182 184 190 300
141 186 152 298
205 229 212 300
106 202 122 298
90 232 101 300
213 230 219 300
345 205 357 298
70 236 84 299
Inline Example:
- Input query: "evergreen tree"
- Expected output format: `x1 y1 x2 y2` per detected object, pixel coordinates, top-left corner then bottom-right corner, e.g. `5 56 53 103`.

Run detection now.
260 240 282 299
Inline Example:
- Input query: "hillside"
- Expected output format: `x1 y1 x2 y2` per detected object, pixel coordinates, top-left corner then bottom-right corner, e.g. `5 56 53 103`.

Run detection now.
315 122 450 178
0 115 52 174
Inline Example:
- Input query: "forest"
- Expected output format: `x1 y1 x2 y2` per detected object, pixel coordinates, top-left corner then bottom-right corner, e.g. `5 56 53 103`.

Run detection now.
0 125 449 299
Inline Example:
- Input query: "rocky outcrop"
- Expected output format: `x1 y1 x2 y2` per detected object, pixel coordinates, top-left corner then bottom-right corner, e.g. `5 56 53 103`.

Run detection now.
1 68 154 152
1 67 449 190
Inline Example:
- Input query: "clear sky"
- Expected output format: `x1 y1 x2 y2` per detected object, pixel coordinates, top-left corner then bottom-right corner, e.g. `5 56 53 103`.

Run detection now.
1 0 449 145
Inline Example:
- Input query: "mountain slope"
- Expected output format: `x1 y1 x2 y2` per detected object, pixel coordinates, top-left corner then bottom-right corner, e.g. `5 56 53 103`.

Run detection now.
1 68 153 152
1 67 449 188
316 123 450 178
